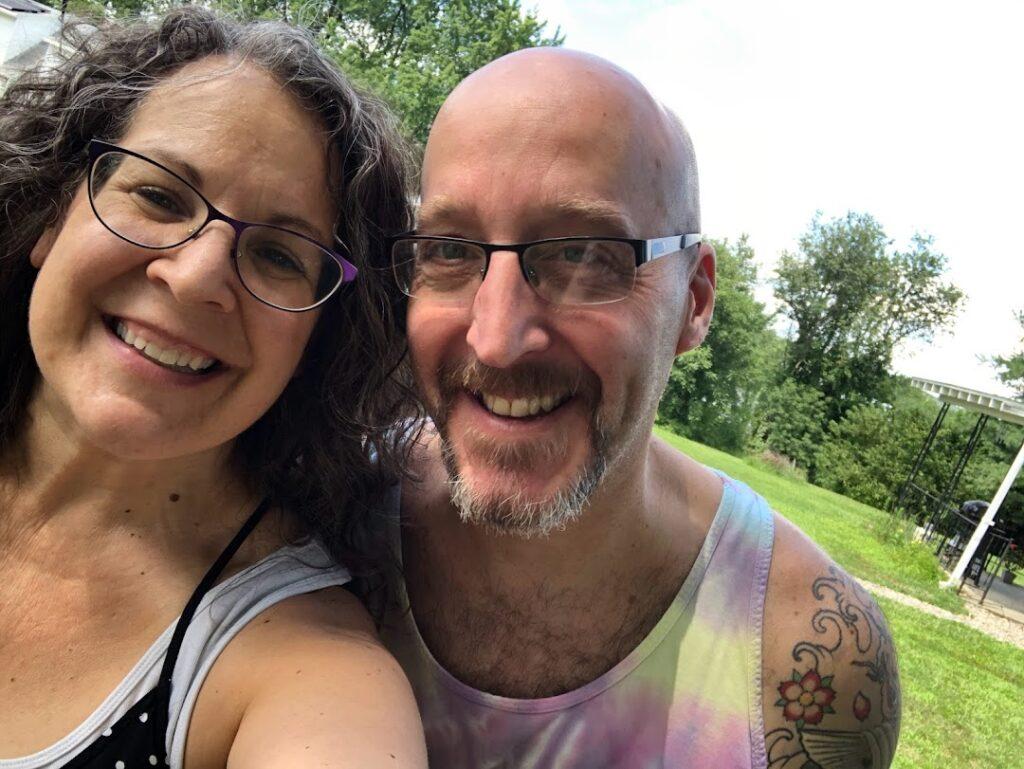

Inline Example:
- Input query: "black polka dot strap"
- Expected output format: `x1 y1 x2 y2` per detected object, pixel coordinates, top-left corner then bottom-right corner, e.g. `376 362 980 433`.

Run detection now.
59 688 167 768
58 499 270 768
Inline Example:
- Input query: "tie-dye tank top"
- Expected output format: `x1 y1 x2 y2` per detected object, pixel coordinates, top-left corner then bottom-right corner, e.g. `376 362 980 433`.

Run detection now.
382 474 776 769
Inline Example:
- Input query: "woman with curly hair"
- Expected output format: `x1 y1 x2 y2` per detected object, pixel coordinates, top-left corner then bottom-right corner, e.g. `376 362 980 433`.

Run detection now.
0 6 426 767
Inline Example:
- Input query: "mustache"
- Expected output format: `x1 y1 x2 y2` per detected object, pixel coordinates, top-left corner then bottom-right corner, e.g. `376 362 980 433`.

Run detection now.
437 358 601 403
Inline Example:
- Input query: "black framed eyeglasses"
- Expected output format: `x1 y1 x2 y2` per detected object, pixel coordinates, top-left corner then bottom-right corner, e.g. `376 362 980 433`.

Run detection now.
86 140 358 312
387 233 702 306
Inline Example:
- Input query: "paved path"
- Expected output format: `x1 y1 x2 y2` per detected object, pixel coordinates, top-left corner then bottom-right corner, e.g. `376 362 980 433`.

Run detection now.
858 579 1024 650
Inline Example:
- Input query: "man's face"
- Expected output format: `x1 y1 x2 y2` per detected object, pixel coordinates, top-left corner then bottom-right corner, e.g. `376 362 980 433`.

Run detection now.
408 62 702 536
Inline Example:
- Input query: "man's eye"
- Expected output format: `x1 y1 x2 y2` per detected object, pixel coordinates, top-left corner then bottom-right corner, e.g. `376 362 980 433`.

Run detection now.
561 246 587 263
439 243 467 260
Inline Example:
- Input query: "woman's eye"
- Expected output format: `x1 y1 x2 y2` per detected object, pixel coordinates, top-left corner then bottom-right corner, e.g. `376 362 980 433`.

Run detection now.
135 186 187 216
255 246 305 274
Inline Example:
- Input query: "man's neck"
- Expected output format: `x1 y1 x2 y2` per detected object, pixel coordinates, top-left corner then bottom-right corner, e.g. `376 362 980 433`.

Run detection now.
401 435 723 698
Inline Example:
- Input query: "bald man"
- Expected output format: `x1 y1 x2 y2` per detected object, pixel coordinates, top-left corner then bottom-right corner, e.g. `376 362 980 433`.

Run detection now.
379 49 901 768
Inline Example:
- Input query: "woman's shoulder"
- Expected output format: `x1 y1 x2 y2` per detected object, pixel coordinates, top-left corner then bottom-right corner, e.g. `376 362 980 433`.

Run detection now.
185 586 426 768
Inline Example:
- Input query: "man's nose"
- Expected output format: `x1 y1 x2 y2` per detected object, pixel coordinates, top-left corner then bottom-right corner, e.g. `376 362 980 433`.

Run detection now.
466 251 551 368
144 224 239 313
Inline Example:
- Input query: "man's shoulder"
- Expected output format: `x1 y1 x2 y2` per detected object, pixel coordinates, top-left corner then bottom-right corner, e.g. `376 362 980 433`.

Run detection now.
761 516 901 769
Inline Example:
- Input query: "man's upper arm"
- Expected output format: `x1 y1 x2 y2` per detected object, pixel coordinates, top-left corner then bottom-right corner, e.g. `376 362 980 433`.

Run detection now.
762 515 902 769
216 589 427 769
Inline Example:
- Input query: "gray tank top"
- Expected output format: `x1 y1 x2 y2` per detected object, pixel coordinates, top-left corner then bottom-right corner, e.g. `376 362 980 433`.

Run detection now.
1 540 350 769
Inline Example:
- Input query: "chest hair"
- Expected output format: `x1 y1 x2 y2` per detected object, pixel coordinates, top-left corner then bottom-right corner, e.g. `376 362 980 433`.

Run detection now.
409 554 684 699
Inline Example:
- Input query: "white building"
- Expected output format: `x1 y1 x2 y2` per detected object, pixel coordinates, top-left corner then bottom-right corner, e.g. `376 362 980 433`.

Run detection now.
0 0 63 92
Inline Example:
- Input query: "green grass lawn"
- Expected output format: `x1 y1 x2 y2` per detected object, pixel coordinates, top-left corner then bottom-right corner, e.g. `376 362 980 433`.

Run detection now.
877 595 1024 769
655 427 1024 768
655 427 965 613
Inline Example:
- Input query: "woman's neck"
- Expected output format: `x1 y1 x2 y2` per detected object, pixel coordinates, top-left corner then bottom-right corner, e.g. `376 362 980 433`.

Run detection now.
0 392 253 555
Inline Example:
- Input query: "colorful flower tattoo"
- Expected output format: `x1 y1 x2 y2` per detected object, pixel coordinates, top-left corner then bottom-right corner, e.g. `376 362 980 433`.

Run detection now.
766 567 901 769
776 669 837 728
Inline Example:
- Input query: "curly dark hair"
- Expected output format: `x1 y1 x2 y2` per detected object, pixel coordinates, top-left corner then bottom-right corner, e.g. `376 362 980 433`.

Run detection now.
0 6 418 571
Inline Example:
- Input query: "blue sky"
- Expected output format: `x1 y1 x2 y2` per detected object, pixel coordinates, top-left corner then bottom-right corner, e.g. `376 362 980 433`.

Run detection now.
530 0 1023 396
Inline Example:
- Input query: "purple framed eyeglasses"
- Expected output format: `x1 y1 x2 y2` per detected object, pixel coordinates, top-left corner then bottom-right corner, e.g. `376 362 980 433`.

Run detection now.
87 140 357 312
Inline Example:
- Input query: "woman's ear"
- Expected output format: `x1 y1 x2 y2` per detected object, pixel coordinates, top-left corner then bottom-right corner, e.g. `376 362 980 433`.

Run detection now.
29 227 58 268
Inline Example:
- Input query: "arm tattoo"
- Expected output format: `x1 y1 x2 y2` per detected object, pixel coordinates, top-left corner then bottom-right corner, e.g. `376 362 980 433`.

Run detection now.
766 566 901 769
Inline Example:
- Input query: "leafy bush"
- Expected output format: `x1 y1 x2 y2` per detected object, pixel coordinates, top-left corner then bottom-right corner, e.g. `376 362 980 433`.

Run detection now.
748 379 826 470
815 404 912 509
814 384 1024 529
658 236 779 453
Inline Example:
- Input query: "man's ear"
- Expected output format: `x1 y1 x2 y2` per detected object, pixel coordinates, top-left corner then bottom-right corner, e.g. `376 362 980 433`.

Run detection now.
675 241 716 356
29 226 59 268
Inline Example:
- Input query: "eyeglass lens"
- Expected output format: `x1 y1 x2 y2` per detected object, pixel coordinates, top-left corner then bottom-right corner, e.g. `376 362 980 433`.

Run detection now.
89 150 341 311
392 238 637 306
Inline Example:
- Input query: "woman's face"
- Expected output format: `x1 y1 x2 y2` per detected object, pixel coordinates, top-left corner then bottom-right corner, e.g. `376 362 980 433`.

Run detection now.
27 58 337 461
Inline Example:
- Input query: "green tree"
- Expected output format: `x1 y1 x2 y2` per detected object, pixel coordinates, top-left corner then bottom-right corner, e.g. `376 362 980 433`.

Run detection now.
321 0 562 144
991 310 1024 398
658 236 781 453
749 378 826 469
774 212 964 426
815 380 1024 529
65 0 563 145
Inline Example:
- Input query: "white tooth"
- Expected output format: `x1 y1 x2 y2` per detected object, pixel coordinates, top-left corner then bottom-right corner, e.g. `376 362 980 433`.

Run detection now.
492 397 512 416
133 336 147 350
528 398 542 416
198 357 214 370
158 349 179 365
123 329 136 345
116 321 127 339
173 351 190 366
143 342 162 359
187 355 204 370
482 393 496 412
540 395 555 412
509 398 529 418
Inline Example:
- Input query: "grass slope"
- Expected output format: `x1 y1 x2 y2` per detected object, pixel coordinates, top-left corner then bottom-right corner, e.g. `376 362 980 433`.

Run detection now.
655 428 1024 768
655 427 964 613
877 595 1024 769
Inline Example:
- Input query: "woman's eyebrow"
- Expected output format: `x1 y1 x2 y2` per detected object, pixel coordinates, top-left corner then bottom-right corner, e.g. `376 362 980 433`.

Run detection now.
141 146 205 188
263 212 329 242
132 145 328 242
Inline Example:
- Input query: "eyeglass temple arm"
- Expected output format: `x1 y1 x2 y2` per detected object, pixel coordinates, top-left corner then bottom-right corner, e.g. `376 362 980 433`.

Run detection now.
642 234 702 265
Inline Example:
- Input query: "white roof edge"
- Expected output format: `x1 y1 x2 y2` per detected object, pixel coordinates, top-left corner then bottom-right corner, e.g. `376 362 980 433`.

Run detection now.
911 377 1024 427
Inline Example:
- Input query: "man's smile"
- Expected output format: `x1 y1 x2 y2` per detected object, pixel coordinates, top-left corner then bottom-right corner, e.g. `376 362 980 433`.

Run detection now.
474 389 573 418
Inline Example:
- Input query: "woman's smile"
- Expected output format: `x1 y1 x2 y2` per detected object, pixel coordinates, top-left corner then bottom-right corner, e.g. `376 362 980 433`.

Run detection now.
99 313 229 389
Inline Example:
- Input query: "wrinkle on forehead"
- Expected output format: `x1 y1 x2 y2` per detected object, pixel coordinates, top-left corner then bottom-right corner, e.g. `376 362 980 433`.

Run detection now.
121 57 335 242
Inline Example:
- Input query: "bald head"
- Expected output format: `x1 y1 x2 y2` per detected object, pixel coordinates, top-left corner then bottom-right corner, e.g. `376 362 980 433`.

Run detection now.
422 48 699 237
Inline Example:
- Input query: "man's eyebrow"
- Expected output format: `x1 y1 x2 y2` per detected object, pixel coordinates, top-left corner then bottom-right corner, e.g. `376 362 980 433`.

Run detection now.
547 197 636 236
416 194 463 230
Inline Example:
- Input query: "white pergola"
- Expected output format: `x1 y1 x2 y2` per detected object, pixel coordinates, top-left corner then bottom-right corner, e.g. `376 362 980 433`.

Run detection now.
909 378 1024 586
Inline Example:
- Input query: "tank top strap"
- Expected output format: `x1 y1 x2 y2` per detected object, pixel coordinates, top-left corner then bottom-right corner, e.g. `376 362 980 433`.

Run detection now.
153 498 271 707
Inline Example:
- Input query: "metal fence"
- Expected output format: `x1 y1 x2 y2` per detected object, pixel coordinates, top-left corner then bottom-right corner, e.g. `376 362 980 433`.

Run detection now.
892 482 1014 605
